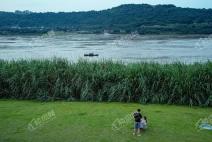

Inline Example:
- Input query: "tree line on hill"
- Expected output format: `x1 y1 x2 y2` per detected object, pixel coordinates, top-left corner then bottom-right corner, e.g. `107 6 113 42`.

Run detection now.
0 4 212 35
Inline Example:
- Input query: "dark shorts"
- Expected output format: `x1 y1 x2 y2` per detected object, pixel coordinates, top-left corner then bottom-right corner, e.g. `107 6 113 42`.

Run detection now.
134 122 141 129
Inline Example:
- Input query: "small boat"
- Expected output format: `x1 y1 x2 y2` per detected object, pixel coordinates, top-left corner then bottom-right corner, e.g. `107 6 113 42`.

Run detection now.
84 53 99 57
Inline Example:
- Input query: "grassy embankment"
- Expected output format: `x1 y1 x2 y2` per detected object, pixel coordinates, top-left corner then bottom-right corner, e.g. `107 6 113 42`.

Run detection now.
0 100 211 142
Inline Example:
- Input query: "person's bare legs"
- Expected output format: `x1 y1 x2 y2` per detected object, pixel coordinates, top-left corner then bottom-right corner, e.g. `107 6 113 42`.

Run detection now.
133 128 141 136
137 128 141 136
133 128 136 135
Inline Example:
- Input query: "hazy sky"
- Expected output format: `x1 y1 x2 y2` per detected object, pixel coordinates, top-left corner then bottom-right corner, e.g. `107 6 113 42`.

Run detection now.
0 0 211 12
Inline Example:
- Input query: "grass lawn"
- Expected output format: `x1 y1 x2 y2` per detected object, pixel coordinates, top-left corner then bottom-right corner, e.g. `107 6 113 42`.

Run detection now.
0 100 211 142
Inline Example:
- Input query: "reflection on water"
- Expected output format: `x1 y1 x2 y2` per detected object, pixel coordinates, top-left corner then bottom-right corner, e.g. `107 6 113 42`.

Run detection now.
0 33 212 64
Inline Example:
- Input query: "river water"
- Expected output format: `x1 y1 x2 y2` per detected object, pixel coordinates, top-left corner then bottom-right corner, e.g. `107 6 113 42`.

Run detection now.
0 33 212 63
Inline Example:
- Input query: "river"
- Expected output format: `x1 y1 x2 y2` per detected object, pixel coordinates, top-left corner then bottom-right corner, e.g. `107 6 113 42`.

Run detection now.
0 33 212 63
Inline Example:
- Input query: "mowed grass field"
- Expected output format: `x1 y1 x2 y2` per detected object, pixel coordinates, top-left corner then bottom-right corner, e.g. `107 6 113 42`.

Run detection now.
0 100 211 142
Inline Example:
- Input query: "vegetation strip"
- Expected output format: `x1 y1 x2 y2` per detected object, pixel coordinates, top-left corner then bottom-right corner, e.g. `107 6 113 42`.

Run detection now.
0 59 211 106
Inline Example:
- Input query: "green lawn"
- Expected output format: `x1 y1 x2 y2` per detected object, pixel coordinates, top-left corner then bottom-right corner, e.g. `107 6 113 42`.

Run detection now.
0 100 211 142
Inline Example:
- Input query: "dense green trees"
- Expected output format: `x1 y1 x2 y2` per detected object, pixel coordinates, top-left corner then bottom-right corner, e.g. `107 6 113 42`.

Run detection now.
0 4 212 34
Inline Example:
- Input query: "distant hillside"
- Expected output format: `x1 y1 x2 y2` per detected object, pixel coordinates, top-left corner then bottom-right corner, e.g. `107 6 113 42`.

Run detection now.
0 4 212 34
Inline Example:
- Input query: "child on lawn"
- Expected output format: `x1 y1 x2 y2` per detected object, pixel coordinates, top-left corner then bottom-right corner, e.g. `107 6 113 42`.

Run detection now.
133 109 142 136
141 116 148 130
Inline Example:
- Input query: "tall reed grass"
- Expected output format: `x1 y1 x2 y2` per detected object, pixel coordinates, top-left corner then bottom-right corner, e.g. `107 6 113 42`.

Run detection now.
0 59 211 106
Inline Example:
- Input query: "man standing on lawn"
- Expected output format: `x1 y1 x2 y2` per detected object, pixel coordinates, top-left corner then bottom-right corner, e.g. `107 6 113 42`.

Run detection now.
133 109 142 136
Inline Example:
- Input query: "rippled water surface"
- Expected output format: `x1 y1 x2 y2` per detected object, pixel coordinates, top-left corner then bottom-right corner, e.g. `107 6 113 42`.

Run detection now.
0 33 212 63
